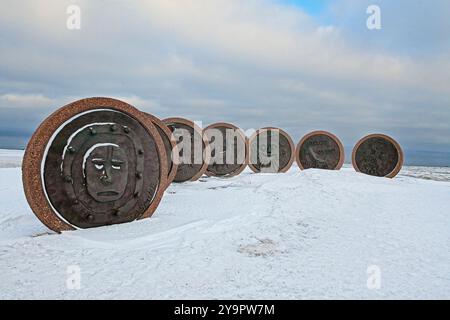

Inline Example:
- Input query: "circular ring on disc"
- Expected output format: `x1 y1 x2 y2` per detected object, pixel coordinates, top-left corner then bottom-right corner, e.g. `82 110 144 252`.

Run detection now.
22 97 168 232
162 117 211 182
352 134 403 178
247 127 295 173
203 122 248 177
295 130 345 170
142 112 179 190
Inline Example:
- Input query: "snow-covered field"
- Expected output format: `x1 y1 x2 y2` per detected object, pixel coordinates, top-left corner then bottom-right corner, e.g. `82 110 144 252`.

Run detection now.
0 149 449 299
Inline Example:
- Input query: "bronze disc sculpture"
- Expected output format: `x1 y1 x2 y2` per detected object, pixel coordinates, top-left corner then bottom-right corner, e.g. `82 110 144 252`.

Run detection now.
352 134 403 178
247 127 295 173
295 130 345 170
204 122 248 177
162 117 210 182
142 112 178 190
22 97 168 232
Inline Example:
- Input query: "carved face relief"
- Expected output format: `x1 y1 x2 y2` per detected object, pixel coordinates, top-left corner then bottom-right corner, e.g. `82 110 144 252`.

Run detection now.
354 136 400 177
298 134 342 170
85 145 128 202
165 121 206 182
250 130 293 173
39 107 162 230
205 126 246 177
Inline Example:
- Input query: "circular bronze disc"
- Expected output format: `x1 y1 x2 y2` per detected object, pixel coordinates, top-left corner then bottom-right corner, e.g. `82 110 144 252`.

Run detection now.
142 112 179 190
295 131 344 170
162 117 210 182
204 122 248 177
247 127 295 173
22 97 168 232
352 134 403 178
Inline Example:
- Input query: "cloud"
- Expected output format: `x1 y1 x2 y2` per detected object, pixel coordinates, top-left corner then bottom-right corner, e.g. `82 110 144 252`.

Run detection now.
0 0 449 156
0 94 54 108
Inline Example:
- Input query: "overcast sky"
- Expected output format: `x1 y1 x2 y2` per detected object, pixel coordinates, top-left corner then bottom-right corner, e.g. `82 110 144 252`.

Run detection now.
0 0 449 163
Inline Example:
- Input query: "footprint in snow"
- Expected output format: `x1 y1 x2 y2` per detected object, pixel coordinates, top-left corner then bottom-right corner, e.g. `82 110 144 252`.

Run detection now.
238 238 281 257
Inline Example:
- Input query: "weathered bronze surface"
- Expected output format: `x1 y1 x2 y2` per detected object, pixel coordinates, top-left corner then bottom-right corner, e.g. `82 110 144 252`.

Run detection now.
43 110 161 228
248 128 295 173
352 134 403 178
163 118 210 182
296 131 344 170
204 122 247 177
22 97 167 232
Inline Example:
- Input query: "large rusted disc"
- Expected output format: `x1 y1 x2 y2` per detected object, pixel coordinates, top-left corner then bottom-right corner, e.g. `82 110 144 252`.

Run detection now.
22 97 168 232
204 122 248 177
352 134 403 178
295 130 345 170
162 117 210 182
142 112 179 190
247 127 295 173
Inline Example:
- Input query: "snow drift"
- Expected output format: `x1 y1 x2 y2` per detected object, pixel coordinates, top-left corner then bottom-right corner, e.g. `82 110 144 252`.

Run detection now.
0 150 449 299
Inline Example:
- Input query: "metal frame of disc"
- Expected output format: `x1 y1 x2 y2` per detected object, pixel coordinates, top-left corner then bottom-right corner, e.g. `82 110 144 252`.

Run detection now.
352 133 404 178
162 117 211 182
22 97 168 232
295 130 345 170
203 122 248 177
247 127 295 173
142 112 179 191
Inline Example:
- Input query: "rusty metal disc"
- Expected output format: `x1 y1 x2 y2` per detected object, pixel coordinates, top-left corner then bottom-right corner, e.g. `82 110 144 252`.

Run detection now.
22 97 168 232
204 122 248 177
247 127 295 173
296 131 344 170
142 112 178 190
352 134 403 178
162 117 210 182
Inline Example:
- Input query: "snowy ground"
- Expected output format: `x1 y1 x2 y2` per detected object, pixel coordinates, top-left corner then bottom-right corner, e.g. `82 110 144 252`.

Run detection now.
0 149 449 299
